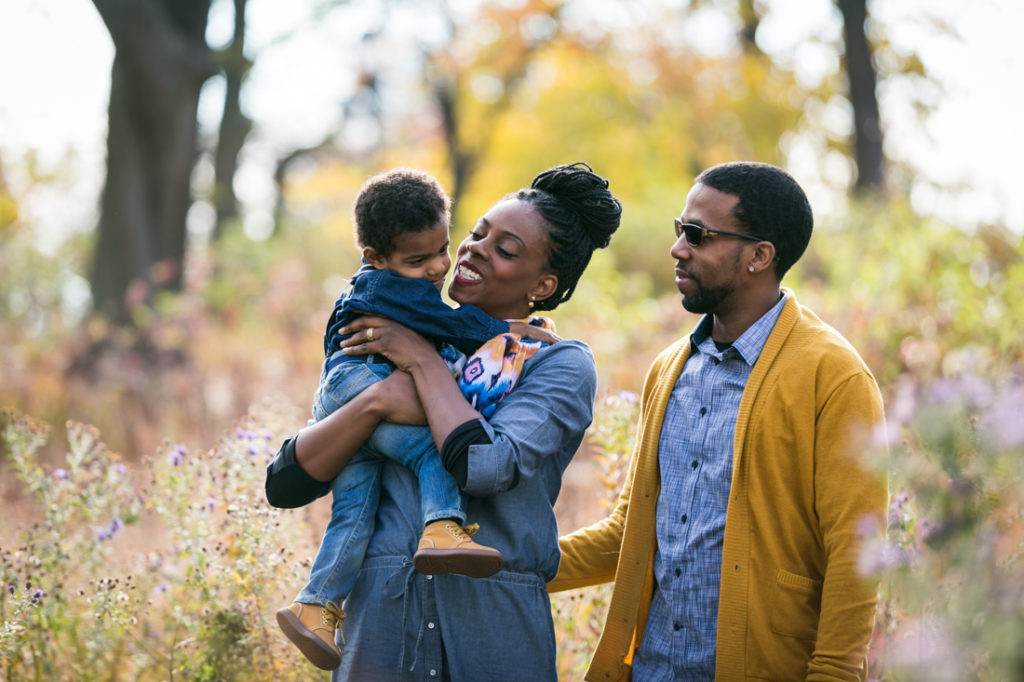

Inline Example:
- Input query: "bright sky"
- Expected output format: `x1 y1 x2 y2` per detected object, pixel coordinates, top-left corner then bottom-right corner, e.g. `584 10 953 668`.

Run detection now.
1 0 1022 247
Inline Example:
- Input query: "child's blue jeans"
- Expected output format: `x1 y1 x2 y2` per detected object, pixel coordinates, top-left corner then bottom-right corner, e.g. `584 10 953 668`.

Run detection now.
296 356 465 606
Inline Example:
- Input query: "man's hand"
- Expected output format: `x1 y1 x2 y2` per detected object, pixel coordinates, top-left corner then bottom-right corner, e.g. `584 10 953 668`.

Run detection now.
510 321 561 345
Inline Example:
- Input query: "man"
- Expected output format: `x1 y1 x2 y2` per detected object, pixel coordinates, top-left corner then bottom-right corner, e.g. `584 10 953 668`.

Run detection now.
550 162 886 681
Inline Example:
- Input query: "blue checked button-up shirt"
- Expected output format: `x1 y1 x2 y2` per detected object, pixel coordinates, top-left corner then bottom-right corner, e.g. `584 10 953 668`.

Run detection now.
634 293 787 681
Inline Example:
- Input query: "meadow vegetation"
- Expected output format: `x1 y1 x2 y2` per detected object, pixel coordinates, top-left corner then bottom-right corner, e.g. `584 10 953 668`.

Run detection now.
2 191 1023 679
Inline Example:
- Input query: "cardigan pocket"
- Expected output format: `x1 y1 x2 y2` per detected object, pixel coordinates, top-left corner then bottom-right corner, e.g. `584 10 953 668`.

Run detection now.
769 568 822 641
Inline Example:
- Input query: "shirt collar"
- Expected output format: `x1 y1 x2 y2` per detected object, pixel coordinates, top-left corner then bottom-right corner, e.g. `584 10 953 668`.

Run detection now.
689 291 788 366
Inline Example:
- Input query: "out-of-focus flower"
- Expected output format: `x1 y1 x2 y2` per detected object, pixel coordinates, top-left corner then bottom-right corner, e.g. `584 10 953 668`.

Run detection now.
987 382 1024 447
615 390 639 404
888 617 958 676
96 517 124 541
53 468 69 479
858 536 905 577
168 444 186 466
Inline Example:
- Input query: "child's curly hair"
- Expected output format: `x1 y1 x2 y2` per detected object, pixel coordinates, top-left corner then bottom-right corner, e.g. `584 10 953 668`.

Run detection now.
354 168 451 256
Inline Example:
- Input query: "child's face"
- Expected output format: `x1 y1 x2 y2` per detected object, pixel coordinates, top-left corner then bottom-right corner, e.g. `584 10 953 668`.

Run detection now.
365 220 452 290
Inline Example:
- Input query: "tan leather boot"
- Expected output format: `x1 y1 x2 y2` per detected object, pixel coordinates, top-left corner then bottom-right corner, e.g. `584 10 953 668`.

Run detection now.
413 520 504 578
276 601 344 670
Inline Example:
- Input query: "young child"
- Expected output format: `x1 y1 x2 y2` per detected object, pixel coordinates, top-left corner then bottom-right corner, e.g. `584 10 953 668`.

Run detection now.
272 168 555 670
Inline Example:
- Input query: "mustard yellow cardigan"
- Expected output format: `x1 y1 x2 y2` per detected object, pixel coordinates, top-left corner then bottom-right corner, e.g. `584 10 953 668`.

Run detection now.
550 291 887 681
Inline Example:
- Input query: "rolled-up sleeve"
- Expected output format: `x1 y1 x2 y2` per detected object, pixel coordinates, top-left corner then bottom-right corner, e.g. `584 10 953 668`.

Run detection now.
462 340 596 497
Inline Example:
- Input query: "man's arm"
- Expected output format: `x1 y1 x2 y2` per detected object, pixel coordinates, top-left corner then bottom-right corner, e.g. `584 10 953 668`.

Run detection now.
548 340 685 592
808 371 887 680
547 463 633 592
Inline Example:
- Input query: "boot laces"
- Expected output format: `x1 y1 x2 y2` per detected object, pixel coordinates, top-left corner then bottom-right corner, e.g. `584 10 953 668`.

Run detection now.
446 522 479 539
322 601 346 644
322 601 345 629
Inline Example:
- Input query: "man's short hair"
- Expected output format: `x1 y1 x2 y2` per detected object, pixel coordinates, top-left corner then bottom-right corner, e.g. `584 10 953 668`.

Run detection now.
695 162 812 279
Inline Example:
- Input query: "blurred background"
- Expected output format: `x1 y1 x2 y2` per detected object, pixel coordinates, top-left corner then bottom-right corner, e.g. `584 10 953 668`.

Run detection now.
2 0 1020 459
1 1 1023 677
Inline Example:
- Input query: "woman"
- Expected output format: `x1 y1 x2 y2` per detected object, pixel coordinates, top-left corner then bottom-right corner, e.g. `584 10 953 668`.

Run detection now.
267 162 621 680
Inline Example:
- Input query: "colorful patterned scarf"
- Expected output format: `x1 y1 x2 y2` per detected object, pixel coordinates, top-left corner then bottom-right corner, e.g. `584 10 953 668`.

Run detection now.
440 317 556 419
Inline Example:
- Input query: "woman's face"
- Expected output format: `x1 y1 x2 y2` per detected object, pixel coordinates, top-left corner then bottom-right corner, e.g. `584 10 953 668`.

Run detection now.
448 199 557 320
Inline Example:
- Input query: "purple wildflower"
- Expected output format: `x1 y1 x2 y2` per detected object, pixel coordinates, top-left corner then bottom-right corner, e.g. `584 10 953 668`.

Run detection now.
53 468 69 479
248 445 258 456
96 517 124 541
115 463 127 476
858 536 904 576
987 383 1024 447
168 444 186 466
888 377 918 427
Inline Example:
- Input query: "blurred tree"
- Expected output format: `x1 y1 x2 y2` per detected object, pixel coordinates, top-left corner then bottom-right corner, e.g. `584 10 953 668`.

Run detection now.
212 0 252 241
686 0 887 197
424 0 564 219
269 0 568 232
89 0 216 323
836 0 884 195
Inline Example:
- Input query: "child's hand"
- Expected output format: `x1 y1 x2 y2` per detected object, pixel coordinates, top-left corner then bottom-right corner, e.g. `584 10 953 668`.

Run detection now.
510 321 561 345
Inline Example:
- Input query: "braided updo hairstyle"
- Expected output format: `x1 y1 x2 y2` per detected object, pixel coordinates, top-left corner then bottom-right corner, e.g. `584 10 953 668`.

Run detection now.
510 162 622 311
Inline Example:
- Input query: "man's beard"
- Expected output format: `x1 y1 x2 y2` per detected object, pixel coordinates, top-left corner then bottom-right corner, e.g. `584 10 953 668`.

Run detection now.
681 279 733 314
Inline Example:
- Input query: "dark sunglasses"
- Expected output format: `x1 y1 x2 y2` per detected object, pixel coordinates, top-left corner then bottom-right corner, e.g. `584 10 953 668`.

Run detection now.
674 218 765 247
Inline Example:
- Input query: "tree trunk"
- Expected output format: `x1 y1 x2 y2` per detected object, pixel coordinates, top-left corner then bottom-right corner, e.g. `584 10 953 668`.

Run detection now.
737 0 762 54
212 0 251 241
89 0 214 322
836 0 885 195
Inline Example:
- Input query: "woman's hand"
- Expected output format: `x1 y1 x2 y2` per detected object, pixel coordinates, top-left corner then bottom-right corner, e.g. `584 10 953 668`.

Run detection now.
342 315 484 447
340 315 436 374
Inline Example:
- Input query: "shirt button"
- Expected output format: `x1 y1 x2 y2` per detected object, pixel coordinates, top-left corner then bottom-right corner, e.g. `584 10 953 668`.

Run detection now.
691 460 698 469
430 669 437 677
680 514 687 524
428 622 435 629
699 406 707 416
426 575 433 580
673 622 682 631
674 567 681 577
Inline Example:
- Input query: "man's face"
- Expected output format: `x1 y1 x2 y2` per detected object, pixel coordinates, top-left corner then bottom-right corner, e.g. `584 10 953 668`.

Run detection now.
670 184 751 315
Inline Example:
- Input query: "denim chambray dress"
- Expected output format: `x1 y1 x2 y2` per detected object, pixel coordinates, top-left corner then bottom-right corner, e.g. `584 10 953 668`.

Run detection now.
329 340 596 681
